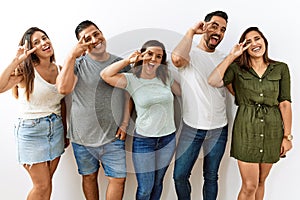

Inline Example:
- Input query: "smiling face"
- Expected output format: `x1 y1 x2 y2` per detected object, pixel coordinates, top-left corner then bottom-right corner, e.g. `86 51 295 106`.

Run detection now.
202 16 227 51
31 31 54 59
78 25 106 54
141 46 164 79
244 30 266 58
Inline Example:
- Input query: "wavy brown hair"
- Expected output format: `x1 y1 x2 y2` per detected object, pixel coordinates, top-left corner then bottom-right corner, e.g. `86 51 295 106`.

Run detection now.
132 40 169 85
12 27 55 100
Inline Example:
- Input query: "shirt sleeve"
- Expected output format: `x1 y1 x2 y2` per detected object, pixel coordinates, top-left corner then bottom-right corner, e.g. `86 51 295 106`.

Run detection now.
223 63 236 86
278 62 291 102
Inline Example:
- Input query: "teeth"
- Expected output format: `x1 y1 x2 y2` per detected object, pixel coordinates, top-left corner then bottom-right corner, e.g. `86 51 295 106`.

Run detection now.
253 47 260 51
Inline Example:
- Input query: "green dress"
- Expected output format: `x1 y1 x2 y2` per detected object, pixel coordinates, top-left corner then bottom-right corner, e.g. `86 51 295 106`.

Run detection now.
223 61 291 163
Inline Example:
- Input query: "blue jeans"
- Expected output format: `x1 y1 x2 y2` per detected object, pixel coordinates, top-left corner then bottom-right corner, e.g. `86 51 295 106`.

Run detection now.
173 123 228 200
132 132 176 200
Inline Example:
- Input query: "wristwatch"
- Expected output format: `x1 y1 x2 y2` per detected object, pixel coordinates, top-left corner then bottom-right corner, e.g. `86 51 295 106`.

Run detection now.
284 134 293 141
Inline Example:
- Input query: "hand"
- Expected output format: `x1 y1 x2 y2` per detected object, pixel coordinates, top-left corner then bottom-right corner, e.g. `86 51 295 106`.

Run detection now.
71 35 94 58
191 21 214 35
115 123 128 140
127 50 145 64
16 40 37 63
229 39 251 58
280 138 293 158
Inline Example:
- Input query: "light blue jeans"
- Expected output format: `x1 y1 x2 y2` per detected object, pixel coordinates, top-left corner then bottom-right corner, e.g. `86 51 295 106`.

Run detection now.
173 122 228 200
132 132 176 200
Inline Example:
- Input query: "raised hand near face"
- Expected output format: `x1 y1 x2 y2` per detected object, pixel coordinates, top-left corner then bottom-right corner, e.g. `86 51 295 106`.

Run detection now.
191 21 214 35
12 40 37 77
127 50 148 64
229 39 251 58
72 35 94 58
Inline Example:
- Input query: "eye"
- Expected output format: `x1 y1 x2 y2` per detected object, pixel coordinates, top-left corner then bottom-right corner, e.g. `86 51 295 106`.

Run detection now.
147 52 153 56
41 35 48 41
211 24 218 30
157 55 162 59
84 37 91 42
32 40 39 46
254 36 261 41
220 27 226 33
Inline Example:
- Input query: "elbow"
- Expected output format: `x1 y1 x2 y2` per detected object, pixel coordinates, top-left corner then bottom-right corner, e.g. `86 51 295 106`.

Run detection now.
207 78 219 87
171 53 186 68
100 70 107 81
56 83 72 95
57 86 71 95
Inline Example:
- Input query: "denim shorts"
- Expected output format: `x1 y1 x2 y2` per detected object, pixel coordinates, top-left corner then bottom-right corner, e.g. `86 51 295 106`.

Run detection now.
14 113 65 165
72 139 126 178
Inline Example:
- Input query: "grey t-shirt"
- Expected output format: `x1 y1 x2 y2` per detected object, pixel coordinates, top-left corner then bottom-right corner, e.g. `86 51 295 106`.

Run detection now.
67 54 130 147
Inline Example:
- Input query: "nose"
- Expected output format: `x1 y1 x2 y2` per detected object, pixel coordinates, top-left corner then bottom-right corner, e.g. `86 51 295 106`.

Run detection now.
151 54 156 61
91 37 97 43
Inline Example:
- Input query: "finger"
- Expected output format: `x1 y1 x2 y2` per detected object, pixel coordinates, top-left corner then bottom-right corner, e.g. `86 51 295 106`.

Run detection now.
78 35 86 44
140 50 150 58
23 40 29 50
119 132 126 140
27 46 37 55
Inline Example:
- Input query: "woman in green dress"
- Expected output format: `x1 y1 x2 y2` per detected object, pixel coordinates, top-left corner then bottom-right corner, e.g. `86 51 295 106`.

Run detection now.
208 27 292 200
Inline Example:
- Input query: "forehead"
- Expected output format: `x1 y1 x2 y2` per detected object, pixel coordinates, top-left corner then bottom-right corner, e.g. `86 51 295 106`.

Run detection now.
210 16 227 28
146 46 164 54
245 30 260 39
79 25 101 37
31 31 45 40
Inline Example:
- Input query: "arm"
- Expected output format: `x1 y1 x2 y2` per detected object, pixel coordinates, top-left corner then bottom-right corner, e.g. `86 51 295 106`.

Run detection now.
115 92 134 140
171 28 194 68
208 40 250 87
171 21 215 68
171 80 181 96
0 41 36 93
100 51 141 88
279 100 292 156
60 98 70 148
56 36 92 94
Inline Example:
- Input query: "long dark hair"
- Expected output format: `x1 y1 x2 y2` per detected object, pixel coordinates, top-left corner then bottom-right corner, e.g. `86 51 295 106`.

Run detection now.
12 27 55 100
132 40 169 85
236 27 275 70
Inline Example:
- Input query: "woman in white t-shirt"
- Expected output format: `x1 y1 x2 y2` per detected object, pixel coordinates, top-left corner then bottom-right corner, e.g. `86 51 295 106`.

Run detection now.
0 27 68 200
101 40 181 200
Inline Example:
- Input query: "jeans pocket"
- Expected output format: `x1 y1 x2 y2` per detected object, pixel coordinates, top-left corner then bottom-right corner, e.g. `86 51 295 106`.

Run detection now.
19 118 39 128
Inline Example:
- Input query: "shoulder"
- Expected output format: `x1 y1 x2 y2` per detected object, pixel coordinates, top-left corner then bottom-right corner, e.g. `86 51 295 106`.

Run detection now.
270 61 290 73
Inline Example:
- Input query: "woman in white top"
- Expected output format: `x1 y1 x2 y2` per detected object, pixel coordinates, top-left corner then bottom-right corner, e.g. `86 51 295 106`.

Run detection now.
0 27 68 200
101 40 181 200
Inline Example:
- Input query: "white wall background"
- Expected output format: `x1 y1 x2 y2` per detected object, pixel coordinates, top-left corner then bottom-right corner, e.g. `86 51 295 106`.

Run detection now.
0 0 299 199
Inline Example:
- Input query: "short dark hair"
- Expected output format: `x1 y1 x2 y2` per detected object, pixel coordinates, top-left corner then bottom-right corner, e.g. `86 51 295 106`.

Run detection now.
204 10 228 23
75 20 101 40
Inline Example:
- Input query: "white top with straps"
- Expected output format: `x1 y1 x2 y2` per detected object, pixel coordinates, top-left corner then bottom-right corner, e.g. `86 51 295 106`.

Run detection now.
18 64 65 119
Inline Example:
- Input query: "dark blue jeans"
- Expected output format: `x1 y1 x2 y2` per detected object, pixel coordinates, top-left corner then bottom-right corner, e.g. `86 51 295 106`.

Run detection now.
173 123 228 200
132 132 176 200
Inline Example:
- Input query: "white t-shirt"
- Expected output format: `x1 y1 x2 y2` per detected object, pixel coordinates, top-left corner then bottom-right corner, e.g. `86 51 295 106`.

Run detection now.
178 47 228 129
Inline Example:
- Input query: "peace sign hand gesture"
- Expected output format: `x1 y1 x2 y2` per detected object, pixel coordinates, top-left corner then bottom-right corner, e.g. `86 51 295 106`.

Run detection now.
16 40 36 63
12 40 36 76
229 39 251 58
71 35 94 58
191 21 214 35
